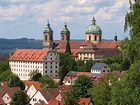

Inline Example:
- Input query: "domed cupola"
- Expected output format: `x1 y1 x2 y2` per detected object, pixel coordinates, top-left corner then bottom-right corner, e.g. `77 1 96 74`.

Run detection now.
85 17 102 43
61 22 70 41
86 17 102 34
61 22 70 34
44 21 53 33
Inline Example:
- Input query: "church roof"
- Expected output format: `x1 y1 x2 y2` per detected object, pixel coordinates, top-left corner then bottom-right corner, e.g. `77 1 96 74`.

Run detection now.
55 40 121 56
44 21 53 33
9 49 49 62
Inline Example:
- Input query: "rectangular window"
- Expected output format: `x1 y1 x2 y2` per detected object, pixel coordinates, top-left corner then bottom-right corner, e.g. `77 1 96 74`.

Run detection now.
50 66 52 69
50 71 52 73
55 70 57 73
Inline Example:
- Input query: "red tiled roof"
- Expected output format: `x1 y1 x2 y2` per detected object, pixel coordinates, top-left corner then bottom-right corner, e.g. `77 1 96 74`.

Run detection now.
47 99 64 105
55 40 121 57
24 81 41 91
9 49 49 62
80 98 91 105
0 81 10 87
95 40 122 48
63 72 92 85
39 88 59 102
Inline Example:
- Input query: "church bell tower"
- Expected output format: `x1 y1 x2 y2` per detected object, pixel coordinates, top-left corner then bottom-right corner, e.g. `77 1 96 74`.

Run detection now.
43 21 53 49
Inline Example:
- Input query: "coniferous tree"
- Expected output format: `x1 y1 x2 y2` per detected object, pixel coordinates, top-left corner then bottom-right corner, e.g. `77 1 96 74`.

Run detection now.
65 41 71 55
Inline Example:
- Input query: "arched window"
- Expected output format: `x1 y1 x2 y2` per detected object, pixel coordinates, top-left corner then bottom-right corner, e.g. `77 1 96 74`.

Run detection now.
89 36 91 40
45 35 47 41
95 35 97 41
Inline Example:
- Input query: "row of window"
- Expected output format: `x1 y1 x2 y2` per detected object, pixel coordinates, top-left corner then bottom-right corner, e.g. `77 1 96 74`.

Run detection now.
45 62 58 65
10 64 42 69
45 66 57 69
11 69 42 73
10 61 42 64
45 57 58 60
45 70 57 73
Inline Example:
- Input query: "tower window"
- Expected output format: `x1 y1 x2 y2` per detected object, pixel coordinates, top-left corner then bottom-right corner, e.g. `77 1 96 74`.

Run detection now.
95 35 97 41
62 36 64 40
89 36 91 40
45 35 47 41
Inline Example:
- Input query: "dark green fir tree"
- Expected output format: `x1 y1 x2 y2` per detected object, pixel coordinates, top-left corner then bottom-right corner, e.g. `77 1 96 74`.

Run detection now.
65 41 71 55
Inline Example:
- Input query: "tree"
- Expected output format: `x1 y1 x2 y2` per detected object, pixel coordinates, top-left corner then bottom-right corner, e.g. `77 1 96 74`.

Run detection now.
10 90 28 105
110 62 140 104
30 70 42 81
76 60 85 71
73 75 93 98
84 58 95 72
65 41 71 55
39 75 57 88
123 0 140 64
64 90 80 105
9 75 25 90
58 52 76 83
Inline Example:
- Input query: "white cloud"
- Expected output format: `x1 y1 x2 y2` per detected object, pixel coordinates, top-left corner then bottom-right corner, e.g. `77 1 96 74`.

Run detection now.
95 7 112 21
0 5 25 21
61 5 95 14
30 0 61 23
110 0 129 12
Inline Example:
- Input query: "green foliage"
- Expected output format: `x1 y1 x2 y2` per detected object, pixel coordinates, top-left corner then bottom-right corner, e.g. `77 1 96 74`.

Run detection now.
30 70 42 81
39 75 57 88
9 75 25 90
88 78 111 105
65 41 71 55
84 58 95 72
58 52 76 83
110 62 140 104
123 1 140 64
73 75 93 98
76 60 85 71
0 58 15 82
10 90 28 105
64 90 80 105
100 54 130 70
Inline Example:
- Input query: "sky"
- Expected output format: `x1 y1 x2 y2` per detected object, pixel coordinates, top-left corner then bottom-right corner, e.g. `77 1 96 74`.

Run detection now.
0 0 132 40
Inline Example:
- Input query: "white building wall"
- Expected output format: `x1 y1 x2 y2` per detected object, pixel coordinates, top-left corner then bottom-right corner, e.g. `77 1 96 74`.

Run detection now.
27 85 37 98
9 61 43 81
29 91 48 105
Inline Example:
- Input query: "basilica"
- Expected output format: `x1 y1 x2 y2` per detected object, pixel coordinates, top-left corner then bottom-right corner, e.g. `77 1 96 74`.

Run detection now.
43 17 121 60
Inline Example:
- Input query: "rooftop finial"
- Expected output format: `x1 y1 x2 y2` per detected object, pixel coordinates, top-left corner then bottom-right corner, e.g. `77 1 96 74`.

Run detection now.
64 22 67 28
47 21 50 27
91 17 96 25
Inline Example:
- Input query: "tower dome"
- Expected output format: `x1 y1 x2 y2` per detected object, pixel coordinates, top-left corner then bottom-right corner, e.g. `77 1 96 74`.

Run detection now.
44 21 53 33
60 22 70 41
85 17 102 34
61 22 70 34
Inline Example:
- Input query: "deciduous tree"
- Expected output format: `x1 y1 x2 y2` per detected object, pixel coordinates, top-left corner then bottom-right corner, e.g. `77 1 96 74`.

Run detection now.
10 90 28 105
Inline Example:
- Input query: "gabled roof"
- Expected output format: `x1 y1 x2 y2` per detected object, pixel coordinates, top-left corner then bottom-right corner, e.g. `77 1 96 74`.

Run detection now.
39 88 59 102
24 81 41 91
47 99 64 105
91 63 106 70
0 81 10 87
80 98 91 105
1 87 20 99
9 49 49 62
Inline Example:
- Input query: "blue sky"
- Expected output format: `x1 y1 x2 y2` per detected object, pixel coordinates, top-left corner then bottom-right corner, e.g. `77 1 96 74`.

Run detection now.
0 0 132 40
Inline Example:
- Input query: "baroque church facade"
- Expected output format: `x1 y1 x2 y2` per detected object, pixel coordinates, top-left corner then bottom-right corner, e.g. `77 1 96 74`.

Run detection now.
43 17 121 60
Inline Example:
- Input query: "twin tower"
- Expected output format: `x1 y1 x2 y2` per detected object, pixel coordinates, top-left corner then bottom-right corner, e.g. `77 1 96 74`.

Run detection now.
43 17 103 49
